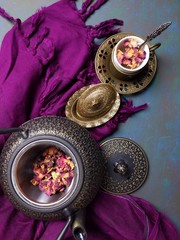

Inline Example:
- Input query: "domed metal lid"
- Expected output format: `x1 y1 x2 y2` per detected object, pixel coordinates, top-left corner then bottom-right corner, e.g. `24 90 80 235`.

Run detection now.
100 138 149 195
65 83 120 128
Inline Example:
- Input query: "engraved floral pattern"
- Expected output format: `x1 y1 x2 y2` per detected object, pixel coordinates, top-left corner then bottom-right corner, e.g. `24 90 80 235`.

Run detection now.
100 138 148 195
0 116 103 220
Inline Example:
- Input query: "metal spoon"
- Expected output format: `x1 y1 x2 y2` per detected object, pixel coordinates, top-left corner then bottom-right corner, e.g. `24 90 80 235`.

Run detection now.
139 21 172 49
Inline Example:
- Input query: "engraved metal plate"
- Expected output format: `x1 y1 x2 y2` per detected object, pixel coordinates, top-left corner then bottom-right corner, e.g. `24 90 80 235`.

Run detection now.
100 138 149 195
95 32 157 94
65 83 120 128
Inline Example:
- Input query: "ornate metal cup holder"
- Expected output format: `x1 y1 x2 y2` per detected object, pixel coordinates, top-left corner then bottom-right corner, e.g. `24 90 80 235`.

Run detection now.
95 32 158 94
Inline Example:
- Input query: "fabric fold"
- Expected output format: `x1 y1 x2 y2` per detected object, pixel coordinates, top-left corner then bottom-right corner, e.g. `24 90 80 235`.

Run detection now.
0 6 19 23
79 0 108 21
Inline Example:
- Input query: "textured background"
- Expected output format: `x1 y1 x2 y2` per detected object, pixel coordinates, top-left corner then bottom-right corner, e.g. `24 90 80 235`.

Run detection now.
0 0 180 234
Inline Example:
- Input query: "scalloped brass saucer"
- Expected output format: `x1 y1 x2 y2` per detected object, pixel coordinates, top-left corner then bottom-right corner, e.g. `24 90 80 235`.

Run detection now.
65 83 120 128
100 138 149 195
95 32 157 94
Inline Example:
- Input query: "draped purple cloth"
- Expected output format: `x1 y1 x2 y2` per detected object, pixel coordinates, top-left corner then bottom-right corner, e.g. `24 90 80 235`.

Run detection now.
0 0 179 239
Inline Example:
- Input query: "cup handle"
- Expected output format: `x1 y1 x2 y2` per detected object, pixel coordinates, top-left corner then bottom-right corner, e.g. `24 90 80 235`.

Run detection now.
149 42 161 52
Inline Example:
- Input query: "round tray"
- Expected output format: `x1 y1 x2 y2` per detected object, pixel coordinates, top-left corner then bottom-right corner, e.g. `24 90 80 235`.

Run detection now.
95 32 157 94
100 138 149 195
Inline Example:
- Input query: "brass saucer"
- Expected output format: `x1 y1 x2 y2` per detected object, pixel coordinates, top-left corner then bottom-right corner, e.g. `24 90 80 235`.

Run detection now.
65 83 120 128
95 32 157 94
100 138 149 195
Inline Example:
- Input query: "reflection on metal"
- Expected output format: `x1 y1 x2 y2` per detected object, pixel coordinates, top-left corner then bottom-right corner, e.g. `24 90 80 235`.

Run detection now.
113 161 128 175
72 209 87 240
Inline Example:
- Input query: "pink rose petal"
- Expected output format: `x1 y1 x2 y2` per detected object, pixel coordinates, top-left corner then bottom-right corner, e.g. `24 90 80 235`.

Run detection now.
116 38 147 69
30 147 75 196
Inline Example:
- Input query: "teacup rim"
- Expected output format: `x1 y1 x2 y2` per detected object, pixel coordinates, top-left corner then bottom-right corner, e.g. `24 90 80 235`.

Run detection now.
113 35 150 73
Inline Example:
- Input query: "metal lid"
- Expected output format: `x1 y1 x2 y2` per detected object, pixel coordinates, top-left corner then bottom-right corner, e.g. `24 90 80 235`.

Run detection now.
65 83 120 128
100 138 149 195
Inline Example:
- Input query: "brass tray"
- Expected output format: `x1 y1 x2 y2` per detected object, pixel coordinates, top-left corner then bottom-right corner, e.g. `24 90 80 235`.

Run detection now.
95 32 157 94
100 138 149 195
65 83 120 128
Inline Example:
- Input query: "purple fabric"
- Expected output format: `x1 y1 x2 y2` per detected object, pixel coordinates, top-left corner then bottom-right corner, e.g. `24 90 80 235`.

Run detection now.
39 192 179 240
0 0 179 239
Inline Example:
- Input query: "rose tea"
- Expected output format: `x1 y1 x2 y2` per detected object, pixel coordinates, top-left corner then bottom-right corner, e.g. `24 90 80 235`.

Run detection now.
30 146 75 196
116 38 146 70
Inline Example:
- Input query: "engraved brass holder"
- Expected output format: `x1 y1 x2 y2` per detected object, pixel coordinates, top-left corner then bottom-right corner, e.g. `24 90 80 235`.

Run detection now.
100 138 149 195
95 32 158 94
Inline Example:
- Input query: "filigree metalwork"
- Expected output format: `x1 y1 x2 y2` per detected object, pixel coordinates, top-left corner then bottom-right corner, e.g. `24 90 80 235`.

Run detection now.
100 138 149 195
95 32 157 94
0 116 103 220
65 84 120 128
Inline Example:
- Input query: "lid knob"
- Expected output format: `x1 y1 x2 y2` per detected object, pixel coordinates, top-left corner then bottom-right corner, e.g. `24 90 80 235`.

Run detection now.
113 161 128 175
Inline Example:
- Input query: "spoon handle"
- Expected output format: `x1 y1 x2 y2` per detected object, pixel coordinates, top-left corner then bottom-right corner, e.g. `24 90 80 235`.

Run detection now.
139 21 172 49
